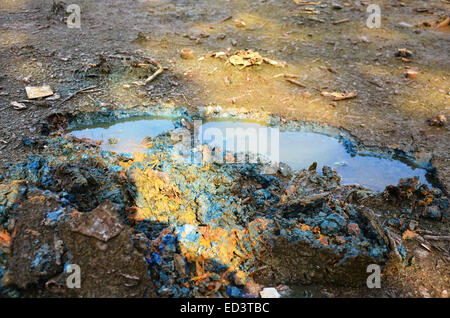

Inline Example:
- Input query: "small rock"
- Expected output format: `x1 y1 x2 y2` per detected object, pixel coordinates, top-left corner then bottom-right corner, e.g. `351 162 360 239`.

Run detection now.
278 163 292 177
243 280 262 298
25 85 54 99
11 101 27 110
331 2 343 10
180 48 193 59
409 220 418 231
398 22 413 28
174 254 187 277
395 48 413 58
427 115 446 127
404 69 418 79
347 223 360 237
260 287 281 298
70 201 124 242
1 270 14 287
276 284 291 297
227 286 242 298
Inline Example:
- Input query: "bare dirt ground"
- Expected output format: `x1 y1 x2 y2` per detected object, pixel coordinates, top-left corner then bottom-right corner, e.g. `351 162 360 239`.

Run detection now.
0 0 449 298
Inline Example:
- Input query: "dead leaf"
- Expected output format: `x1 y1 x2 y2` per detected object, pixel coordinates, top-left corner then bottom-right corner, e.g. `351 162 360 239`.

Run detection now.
402 230 419 240
0 228 11 251
221 50 286 70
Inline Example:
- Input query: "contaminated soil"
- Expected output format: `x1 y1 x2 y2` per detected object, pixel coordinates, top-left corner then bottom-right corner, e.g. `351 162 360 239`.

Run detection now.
0 0 449 298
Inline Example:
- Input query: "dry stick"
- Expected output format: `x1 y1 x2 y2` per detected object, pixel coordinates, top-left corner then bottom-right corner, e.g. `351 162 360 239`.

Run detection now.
359 207 402 260
55 85 98 108
423 235 450 241
285 78 307 88
333 19 349 25
144 59 163 84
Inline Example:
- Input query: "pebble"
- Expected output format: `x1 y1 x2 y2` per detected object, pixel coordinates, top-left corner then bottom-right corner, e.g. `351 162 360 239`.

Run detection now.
260 287 281 298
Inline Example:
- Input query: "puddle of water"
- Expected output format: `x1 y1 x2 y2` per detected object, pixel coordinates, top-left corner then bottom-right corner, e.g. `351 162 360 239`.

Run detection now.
69 117 174 154
200 121 431 191
69 118 430 191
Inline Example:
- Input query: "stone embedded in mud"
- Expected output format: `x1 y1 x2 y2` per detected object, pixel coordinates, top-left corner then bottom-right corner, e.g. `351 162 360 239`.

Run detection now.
319 213 347 235
422 206 442 221
70 200 124 242
260 287 281 298
347 223 361 237
383 177 448 221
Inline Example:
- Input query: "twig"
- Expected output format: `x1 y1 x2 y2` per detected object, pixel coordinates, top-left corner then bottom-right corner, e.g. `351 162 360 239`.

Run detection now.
333 18 349 25
249 265 269 275
358 207 402 260
55 85 98 107
423 235 450 241
144 59 163 84
285 78 307 88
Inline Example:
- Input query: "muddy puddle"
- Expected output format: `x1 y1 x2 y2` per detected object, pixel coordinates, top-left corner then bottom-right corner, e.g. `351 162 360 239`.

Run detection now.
69 117 431 191
69 117 175 154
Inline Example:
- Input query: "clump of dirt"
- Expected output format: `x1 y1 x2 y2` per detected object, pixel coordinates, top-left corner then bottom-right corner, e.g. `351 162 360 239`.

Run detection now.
1 188 154 297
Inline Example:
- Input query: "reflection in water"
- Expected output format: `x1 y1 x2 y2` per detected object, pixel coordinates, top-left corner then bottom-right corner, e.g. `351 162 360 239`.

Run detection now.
200 121 431 191
70 118 431 191
70 118 175 154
